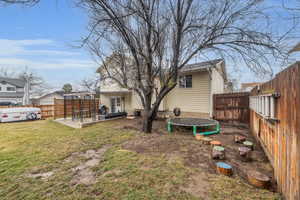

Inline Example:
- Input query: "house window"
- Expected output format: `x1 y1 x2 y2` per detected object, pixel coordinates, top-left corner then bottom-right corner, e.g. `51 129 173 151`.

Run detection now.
6 87 16 91
0 87 2 91
250 94 277 119
179 75 192 88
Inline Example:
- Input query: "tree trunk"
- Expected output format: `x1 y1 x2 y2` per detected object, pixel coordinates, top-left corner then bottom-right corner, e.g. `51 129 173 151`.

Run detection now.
142 101 159 133
142 114 153 133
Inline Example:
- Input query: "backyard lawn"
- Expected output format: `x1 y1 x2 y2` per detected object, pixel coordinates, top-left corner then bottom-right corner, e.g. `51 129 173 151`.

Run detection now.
0 119 281 200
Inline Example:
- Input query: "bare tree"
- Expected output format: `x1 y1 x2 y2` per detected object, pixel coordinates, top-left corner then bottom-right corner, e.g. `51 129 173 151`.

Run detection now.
80 76 101 94
0 67 16 77
80 0 290 133
0 0 39 5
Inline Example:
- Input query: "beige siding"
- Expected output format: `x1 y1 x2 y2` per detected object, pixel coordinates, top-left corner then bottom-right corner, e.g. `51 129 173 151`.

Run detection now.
39 94 63 105
131 80 166 112
211 62 225 94
165 71 210 114
209 63 225 116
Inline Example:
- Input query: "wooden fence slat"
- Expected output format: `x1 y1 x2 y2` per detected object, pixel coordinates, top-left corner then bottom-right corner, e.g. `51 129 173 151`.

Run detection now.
213 92 250 124
250 62 300 200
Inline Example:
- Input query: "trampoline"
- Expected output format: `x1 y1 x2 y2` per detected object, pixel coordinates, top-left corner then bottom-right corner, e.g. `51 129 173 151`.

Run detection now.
167 118 220 136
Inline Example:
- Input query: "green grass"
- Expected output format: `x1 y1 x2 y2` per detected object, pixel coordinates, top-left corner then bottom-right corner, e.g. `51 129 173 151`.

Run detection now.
0 120 281 200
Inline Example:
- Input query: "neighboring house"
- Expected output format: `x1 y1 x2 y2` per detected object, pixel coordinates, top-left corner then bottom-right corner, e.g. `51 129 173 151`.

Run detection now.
0 77 26 105
31 91 65 105
240 82 262 92
100 59 228 118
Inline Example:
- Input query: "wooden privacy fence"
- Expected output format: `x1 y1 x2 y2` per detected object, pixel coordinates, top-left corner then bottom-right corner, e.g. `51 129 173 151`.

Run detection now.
0 105 54 119
213 92 250 124
54 98 100 119
250 62 300 200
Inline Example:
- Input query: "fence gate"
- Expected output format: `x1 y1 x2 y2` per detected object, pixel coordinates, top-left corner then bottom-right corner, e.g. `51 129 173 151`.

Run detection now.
213 92 250 124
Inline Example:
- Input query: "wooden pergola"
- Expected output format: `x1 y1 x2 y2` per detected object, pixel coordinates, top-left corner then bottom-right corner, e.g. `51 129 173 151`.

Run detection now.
63 92 98 122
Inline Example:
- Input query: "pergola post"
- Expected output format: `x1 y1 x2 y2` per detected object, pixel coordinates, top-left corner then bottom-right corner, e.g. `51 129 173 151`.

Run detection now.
64 96 66 119
71 96 74 121
79 98 83 123
92 95 96 121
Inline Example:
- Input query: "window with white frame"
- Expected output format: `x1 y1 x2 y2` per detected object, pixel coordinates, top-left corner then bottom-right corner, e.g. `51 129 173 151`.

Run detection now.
6 86 16 92
179 75 192 88
250 94 276 119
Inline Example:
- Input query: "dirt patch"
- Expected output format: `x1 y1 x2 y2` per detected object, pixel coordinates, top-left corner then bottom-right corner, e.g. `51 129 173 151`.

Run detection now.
67 145 111 185
120 118 276 191
181 172 211 199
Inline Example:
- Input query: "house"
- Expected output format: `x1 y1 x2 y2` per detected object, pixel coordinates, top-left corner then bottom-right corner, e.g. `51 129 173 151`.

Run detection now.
31 90 65 105
100 59 229 118
0 77 27 105
240 82 262 92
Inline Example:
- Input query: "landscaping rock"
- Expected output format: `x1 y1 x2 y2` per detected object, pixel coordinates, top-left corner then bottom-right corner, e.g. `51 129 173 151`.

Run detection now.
238 147 252 162
210 140 222 147
200 137 212 145
212 146 225 160
216 162 233 176
243 141 254 150
234 135 246 143
247 170 270 189
195 134 204 141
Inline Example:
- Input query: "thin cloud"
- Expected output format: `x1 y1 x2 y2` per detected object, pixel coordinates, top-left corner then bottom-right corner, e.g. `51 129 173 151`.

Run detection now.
0 39 80 57
0 57 95 69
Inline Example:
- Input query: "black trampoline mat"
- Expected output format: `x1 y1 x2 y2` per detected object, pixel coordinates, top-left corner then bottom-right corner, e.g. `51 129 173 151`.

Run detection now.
169 118 218 127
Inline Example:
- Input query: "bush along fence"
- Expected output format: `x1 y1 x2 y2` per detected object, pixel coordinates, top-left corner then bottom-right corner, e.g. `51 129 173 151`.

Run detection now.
213 92 250 124
250 62 300 200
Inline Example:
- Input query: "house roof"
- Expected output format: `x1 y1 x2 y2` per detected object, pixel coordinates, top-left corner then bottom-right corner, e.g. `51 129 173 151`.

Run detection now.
0 77 26 88
33 90 65 99
180 59 224 73
0 92 24 98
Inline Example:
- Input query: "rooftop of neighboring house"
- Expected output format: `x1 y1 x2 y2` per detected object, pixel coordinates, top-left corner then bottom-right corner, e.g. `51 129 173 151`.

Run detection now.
0 77 26 88
31 90 65 100
241 82 262 92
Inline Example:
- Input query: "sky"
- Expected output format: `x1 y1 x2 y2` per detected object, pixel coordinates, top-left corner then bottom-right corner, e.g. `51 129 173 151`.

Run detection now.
0 0 299 90
0 0 96 89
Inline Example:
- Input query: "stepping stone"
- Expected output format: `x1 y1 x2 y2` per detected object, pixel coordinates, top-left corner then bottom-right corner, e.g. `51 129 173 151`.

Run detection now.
200 137 212 145
195 134 204 141
238 147 252 162
234 135 246 143
247 170 270 189
216 162 233 176
210 140 222 147
243 141 254 150
212 146 225 160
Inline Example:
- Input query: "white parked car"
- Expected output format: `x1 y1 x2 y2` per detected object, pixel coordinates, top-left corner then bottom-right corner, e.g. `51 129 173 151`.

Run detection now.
0 107 42 123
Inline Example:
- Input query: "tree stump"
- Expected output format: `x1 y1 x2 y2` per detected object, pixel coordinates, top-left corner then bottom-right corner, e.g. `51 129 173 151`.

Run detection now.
210 140 222 147
212 146 225 160
234 135 246 143
243 141 254 150
195 134 204 141
238 147 252 161
200 137 212 145
247 170 270 189
216 162 233 176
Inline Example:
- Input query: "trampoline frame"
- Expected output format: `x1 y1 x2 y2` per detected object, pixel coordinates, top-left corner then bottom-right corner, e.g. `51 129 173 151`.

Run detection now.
167 118 220 136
